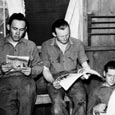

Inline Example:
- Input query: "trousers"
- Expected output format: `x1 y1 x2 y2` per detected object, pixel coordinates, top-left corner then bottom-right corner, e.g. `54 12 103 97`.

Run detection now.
0 72 36 115
47 79 86 115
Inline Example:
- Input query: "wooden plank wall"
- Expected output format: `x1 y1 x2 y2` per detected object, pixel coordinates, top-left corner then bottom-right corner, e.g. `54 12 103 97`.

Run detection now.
86 46 115 74
87 0 115 46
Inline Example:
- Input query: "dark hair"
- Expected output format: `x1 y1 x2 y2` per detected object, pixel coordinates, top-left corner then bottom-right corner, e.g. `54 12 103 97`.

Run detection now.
104 60 115 72
8 13 27 27
52 19 69 34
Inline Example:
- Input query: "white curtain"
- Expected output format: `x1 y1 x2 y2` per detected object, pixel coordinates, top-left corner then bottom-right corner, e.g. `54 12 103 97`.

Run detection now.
5 0 28 39
5 0 25 16
65 0 83 41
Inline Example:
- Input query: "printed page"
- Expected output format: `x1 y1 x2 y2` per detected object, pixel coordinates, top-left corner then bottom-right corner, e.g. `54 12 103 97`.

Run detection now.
59 69 102 90
6 55 29 71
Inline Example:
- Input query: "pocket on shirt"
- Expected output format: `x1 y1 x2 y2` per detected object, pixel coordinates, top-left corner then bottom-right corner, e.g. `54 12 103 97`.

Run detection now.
50 57 59 64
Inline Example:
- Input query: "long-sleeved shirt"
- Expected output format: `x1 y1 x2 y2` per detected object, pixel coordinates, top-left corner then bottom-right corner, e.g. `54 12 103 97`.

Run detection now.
0 35 43 78
41 37 88 78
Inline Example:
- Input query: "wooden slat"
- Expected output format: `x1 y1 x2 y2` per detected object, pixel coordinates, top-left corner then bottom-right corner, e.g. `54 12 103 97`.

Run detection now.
35 94 71 105
35 94 51 104
38 46 115 52
85 46 115 51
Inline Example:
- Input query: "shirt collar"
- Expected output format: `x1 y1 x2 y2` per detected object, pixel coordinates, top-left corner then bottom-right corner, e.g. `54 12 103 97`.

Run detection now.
50 37 74 46
4 34 26 45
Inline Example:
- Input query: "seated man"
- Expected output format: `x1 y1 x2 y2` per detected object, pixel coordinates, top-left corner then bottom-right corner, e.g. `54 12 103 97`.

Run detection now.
0 13 43 115
87 60 115 115
41 19 91 115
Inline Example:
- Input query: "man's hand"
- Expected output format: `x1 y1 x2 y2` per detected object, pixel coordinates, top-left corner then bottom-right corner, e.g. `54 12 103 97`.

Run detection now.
53 80 62 89
1 62 13 73
21 67 31 76
93 103 107 114
78 68 90 79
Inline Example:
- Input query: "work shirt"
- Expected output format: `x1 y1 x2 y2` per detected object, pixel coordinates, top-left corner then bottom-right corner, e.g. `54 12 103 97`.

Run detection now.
0 35 42 77
88 83 115 115
41 37 88 77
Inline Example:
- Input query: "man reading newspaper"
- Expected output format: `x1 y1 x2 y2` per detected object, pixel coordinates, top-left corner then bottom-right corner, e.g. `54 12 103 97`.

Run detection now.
42 19 92 115
6 55 29 71
0 13 42 115
87 60 115 115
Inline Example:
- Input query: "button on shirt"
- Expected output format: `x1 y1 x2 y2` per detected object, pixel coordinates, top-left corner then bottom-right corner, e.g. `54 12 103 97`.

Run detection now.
0 36 42 77
41 37 88 76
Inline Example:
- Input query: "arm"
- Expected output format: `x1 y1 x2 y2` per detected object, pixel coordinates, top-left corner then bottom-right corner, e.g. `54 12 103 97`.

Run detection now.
22 45 43 77
82 61 91 70
41 43 61 89
78 41 91 70
31 45 43 77
77 41 92 79
43 65 62 89
43 66 54 83
41 43 54 83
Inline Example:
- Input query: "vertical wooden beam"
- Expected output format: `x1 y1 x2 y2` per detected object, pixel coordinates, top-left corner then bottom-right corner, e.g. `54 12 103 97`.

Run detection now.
83 0 88 46
3 0 6 37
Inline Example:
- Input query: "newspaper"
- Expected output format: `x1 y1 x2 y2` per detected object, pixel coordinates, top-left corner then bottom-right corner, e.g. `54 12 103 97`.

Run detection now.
58 69 102 90
93 111 106 115
6 55 29 71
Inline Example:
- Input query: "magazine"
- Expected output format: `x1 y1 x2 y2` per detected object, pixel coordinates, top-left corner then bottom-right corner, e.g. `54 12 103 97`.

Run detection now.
6 55 29 71
56 69 102 90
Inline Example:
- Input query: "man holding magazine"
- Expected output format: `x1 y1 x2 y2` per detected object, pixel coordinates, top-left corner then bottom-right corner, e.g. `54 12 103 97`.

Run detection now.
87 60 115 115
41 19 91 115
0 13 43 115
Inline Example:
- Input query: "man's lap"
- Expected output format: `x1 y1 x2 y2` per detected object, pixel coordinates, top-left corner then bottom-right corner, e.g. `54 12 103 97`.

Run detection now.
47 80 86 102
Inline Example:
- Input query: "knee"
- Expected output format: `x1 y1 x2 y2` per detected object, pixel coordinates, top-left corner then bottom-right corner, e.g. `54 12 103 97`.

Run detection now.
24 79 36 94
52 99 66 115
73 95 86 107
52 103 63 115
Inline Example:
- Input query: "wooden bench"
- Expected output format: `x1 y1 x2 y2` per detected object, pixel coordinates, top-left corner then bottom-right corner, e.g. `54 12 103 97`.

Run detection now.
35 94 73 115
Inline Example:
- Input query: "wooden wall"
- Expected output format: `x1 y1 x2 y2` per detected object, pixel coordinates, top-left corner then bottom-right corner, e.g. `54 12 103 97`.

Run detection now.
87 0 115 46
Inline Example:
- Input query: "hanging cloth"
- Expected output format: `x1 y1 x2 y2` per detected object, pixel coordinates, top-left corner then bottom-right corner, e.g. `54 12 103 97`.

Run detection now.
5 0 25 16
5 0 28 39
65 0 83 41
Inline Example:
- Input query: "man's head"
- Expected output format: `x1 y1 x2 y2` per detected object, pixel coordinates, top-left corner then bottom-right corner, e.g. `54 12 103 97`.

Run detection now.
52 19 70 44
104 60 115 86
7 13 27 42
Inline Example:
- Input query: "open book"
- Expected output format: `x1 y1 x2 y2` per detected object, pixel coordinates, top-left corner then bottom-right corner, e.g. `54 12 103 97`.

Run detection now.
6 55 29 71
56 69 102 90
